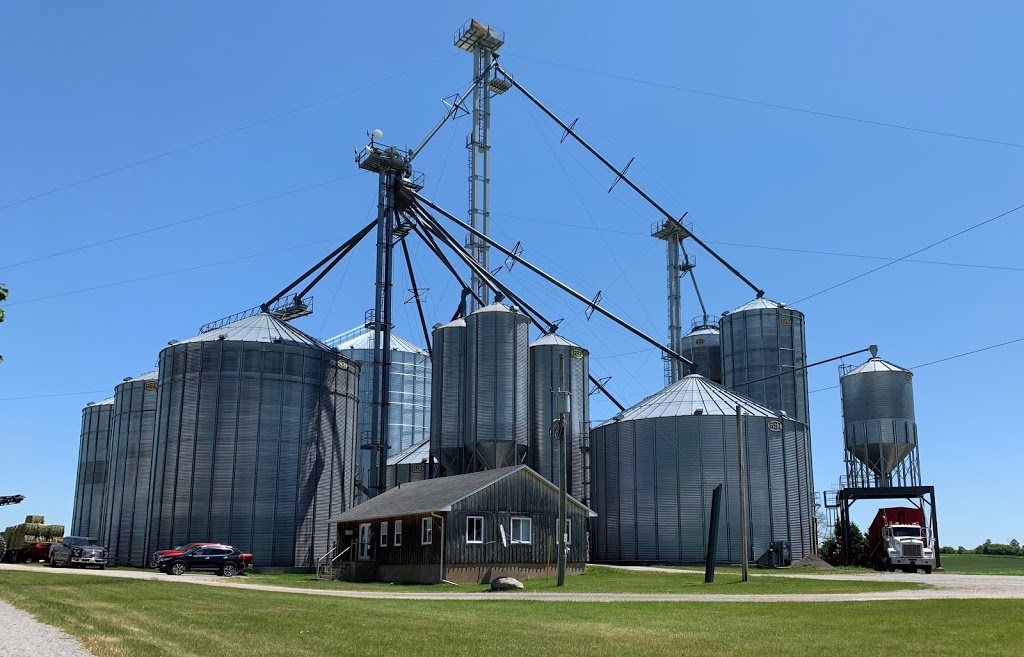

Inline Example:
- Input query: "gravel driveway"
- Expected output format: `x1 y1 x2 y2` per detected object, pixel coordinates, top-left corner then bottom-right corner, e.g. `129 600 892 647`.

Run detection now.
3 562 1024 603
0 600 94 657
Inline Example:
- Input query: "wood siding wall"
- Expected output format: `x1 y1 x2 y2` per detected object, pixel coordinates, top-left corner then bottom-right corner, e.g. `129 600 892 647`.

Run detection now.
335 469 590 568
448 469 589 564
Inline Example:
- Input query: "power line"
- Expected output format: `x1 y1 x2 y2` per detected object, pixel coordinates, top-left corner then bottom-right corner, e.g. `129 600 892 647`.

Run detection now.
0 390 111 402
810 335 1024 394
0 173 360 272
0 59 453 213
506 54 1024 151
7 236 342 306
792 202 1024 304
492 210 1024 274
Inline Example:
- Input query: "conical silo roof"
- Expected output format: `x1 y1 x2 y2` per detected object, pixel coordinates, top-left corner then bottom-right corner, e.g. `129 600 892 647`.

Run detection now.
179 313 332 351
87 396 115 406
601 374 780 425
529 332 585 349
843 357 909 376
325 327 428 356
730 296 789 312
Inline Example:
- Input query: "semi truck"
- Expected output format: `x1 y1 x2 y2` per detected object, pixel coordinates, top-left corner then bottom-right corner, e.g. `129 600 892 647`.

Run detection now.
868 507 935 574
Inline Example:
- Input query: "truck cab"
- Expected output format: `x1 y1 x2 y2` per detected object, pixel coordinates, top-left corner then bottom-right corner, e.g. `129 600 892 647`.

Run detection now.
882 523 934 574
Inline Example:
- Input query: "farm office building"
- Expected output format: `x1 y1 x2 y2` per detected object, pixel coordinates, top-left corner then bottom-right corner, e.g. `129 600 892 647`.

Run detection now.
327 465 595 584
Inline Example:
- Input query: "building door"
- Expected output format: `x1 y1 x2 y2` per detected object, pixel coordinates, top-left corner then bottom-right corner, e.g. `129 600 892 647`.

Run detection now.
358 523 372 560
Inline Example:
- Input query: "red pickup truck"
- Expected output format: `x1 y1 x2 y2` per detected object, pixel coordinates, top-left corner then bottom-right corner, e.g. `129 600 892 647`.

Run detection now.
152 542 252 568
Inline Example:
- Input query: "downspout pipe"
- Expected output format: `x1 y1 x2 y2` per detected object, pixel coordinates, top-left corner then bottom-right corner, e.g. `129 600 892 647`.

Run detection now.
431 512 454 584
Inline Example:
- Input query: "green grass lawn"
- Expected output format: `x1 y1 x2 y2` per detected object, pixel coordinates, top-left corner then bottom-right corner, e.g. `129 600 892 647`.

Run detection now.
234 564 924 595
0 571 1021 657
939 553 1024 575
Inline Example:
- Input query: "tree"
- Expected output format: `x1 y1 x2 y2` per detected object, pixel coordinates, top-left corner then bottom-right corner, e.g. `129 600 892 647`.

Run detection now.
0 283 6 364
820 522 871 567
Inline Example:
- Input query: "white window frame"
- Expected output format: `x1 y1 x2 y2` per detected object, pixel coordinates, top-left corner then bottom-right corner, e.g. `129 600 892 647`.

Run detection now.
556 518 572 546
380 520 388 547
421 517 433 545
466 515 484 544
510 516 532 544
394 520 403 547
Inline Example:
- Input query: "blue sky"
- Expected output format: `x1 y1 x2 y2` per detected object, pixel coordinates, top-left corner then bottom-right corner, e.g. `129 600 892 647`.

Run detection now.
1 2 1021 548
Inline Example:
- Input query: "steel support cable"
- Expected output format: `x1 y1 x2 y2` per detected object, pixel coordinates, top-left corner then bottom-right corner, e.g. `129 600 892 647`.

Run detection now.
0 173 362 272
407 218 481 307
518 95 662 338
741 346 876 388
263 218 377 310
494 63 764 298
505 54 1024 151
1 58 455 214
413 193 694 367
399 235 433 358
792 201 1024 305
409 204 627 412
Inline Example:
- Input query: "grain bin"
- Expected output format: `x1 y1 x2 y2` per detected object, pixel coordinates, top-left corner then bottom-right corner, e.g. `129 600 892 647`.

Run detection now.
147 313 359 568
72 397 114 539
840 356 920 487
465 300 530 471
102 371 158 567
429 317 467 475
680 322 722 384
720 297 808 424
326 328 431 502
385 439 431 489
528 332 590 502
590 374 814 563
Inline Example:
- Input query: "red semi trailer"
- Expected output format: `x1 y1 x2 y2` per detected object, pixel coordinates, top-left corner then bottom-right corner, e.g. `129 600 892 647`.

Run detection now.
867 507 935 574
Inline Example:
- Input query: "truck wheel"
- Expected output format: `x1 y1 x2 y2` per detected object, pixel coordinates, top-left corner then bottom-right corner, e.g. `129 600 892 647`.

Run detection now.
924 566 932 574
48 555 58 568
885 559 894 572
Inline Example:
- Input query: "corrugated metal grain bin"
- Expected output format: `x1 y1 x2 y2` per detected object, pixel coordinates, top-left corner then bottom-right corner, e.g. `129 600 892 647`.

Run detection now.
841 357 920 487
528 332 590 503
429 317 466 475
102 371 158 567
721 297 808 424
72 397 114 539
385 439 431 489
680 323 722 384
146 313 359 568
464 300 530 471
326 328 431 502
590 374 814 564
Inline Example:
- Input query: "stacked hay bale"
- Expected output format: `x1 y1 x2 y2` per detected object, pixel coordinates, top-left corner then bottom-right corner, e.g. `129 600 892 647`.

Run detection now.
1 516 64 562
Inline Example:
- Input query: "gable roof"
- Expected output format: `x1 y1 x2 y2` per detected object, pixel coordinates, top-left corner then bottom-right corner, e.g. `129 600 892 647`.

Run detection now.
327 465 595 523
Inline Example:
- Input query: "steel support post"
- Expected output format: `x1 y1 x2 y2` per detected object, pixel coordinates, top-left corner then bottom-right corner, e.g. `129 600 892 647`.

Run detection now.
368 168 397 496
667 235 683 383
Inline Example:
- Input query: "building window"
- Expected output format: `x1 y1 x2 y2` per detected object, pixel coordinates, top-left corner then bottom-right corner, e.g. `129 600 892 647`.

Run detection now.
380 521 388 547
466 516 483 544
421 517 433 545
556 518 572 545
511 517 532 544
394 520 403 547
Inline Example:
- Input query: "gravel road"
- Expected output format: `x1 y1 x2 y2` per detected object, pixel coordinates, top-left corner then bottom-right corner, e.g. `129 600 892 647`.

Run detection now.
0 600 94 657
3 562 1024 603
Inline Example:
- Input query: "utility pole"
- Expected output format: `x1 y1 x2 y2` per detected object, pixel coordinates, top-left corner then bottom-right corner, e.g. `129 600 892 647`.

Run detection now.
736 404 749 582
557 354 569 586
